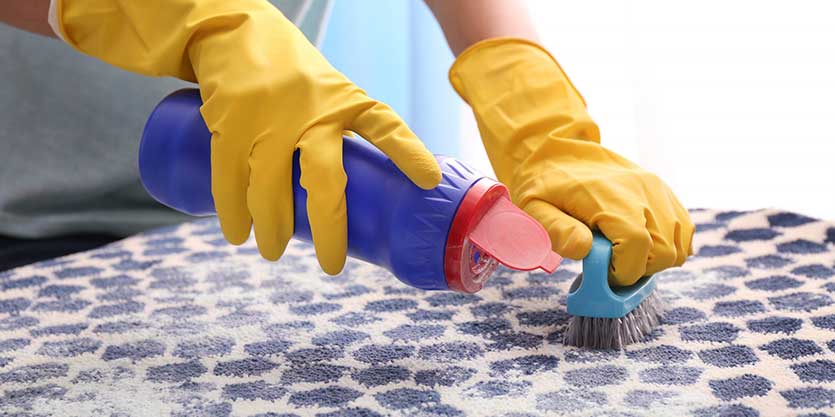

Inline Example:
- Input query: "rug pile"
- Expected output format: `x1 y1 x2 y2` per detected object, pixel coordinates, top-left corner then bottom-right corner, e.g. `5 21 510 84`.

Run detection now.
1 209 834 416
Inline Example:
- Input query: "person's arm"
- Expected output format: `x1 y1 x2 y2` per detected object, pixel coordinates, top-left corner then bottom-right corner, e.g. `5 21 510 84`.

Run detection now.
0 0 55 37
424 0 537 56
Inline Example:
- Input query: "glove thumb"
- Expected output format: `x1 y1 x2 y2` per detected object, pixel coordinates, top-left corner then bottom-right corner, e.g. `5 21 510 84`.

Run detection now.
522 199 593 260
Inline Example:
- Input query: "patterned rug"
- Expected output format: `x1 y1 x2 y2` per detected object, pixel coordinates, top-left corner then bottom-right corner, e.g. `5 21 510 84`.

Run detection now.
1 209 834 417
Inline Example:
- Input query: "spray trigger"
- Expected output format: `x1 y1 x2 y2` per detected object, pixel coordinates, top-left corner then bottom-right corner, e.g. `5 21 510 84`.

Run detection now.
467 196 562 273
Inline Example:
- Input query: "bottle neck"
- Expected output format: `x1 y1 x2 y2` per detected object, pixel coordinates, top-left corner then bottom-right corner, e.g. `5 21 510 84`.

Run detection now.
444 179 508 293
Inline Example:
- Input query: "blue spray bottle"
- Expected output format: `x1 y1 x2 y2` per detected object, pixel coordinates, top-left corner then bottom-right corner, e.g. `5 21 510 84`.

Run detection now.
139 89 561 293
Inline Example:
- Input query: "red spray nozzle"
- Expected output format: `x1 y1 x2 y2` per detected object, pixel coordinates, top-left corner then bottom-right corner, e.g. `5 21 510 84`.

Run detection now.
468 196 562 273
444 179 562 293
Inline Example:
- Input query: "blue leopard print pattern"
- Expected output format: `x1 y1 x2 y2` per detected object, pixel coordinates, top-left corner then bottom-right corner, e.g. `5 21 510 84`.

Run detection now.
1 209 834 416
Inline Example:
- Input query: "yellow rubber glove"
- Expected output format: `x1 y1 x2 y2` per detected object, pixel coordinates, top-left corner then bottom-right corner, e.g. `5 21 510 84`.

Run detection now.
449 38 694 286
54 0 441 274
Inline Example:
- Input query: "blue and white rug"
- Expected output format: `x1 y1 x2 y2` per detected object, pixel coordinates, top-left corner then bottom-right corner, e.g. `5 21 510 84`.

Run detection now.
1 209 834 416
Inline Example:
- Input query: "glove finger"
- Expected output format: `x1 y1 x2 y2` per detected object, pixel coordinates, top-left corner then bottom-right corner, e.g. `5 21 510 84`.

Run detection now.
597 213 652 286
247 138 295 261
298 124 348 275
348 100 441 190
210 132 252 245
672 221 691 266
679 214 696 259
671 192 696 258
686 220 695 256
522 199 593 260
643 209 679 276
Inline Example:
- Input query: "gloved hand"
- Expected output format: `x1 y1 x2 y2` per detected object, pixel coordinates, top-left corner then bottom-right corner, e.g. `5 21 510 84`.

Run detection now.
53 0 441 274
449 38 694 286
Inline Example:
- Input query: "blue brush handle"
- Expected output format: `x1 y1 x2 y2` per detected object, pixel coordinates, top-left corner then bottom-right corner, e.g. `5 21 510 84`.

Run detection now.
566 232 657 318
138 89 486 290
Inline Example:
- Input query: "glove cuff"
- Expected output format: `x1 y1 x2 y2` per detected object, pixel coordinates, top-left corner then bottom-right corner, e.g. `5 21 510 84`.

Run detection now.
47 0 69 44
448 38 600 184
48 0 294 82
449 37 588 109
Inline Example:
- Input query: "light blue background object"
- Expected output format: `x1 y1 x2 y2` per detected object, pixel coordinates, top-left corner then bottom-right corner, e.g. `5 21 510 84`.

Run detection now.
321 0 460 156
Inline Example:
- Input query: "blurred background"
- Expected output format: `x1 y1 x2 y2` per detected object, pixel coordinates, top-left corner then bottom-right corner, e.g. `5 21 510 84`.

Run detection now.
322 0 835 220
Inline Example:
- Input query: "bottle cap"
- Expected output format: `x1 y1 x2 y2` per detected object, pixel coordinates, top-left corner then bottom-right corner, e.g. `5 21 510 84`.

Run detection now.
444 179 562 293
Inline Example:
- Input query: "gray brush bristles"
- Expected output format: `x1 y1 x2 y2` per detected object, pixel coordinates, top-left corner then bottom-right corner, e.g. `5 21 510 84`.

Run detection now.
563 291 665 349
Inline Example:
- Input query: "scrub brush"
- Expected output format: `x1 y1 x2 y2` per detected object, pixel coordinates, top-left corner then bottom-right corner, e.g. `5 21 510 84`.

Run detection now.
564 232 664 349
